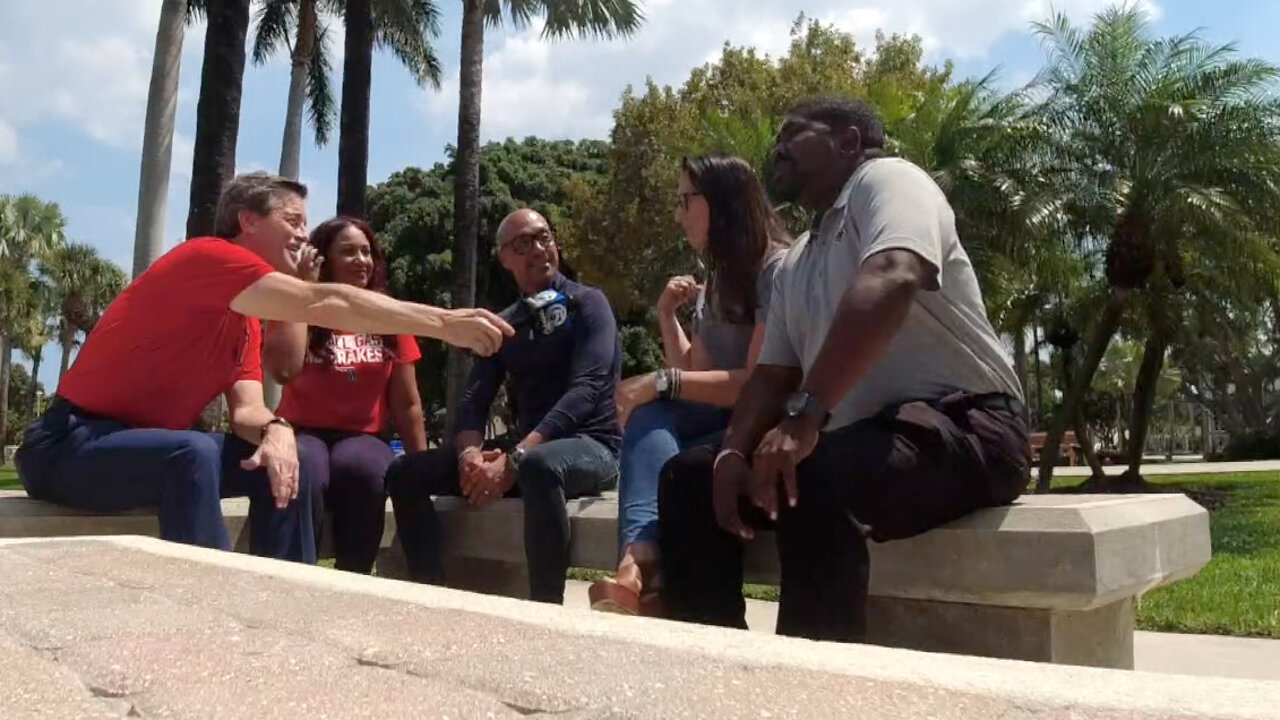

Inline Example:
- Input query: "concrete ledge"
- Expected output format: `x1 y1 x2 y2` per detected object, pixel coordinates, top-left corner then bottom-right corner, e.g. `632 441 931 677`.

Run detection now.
0 489 1211 669
0 490 253 552
0 536 1275 720
429 493 1211 611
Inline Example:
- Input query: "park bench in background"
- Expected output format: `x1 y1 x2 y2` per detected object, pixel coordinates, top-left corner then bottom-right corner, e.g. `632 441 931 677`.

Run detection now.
1030 430 1081 466
0 487 1209 670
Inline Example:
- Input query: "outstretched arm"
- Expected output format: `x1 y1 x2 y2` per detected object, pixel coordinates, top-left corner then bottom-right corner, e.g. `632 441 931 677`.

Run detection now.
230 272 513 356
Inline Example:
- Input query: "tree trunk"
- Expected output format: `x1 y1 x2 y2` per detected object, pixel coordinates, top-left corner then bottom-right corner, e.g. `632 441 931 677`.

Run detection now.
1032 323 1044 427
133 0 187 277
26 345 42 413
186 0 250 238
445 0 486 435
278 0 316 181
1036 289 1128 491
1061 344 1105 480
1013 323 1029 424
0 334 11 445
265 0 317 412
336 0 373 217
1126 332 1168 477
58 327 75 384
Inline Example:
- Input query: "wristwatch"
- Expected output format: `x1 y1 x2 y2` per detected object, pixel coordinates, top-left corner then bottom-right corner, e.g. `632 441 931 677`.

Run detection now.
261 417 292 441
784 391 829 426
507 446 527 473
654 369 672 399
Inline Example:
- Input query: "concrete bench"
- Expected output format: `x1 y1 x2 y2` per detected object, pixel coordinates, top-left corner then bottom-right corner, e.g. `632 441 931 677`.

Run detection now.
0 488 1210 669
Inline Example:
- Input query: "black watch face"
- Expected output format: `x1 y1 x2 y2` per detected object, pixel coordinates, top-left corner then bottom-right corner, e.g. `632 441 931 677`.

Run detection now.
785 394 806 416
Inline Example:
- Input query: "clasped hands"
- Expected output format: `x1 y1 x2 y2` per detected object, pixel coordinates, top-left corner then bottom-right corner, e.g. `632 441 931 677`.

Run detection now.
458 448 515 508
712 414 822 540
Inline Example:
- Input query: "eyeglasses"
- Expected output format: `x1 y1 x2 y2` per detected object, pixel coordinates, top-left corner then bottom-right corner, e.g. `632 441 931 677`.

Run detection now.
501 227 555 255
676 191 702 211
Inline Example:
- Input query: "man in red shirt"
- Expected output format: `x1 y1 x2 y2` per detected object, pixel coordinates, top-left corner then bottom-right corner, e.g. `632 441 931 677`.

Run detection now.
14 172 511 563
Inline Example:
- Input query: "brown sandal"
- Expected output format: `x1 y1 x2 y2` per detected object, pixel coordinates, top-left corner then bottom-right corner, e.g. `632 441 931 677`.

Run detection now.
588 566 664 617
588 577 642 615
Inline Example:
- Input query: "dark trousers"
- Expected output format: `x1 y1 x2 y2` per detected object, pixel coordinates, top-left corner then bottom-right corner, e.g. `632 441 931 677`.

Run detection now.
15 397 319 563
385 435 618 603
658 392 1029 642
296 429 395 574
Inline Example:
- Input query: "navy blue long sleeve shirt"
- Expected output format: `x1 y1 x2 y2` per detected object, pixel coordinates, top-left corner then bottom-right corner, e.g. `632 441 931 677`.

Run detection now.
455 274 622 453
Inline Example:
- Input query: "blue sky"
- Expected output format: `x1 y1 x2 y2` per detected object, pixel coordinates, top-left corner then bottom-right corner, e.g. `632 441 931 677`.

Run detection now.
2 0 1278 391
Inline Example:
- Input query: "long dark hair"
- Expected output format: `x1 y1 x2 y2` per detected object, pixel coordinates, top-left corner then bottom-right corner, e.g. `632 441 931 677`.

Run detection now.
682 154 791 323
306 216 397 363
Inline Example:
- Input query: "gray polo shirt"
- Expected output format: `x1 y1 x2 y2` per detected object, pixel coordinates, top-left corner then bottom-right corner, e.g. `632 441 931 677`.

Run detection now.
758 157 1022 431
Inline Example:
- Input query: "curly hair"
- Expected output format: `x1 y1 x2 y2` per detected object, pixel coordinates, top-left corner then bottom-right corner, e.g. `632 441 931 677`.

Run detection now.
305 216 397 364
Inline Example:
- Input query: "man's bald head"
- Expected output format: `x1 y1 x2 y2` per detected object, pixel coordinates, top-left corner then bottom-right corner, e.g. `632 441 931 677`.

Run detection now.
495 207 560 295
496 208 549 247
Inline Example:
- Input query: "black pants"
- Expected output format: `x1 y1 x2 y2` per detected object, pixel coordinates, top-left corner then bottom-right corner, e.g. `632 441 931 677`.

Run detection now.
295 429 395 574
385 435 618 603
658 392 1029 642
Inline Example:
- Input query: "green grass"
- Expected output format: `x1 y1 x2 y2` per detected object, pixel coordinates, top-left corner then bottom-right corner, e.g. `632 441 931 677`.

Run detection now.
575 471 1280 638
0 466 19 490
1105 472 1280 638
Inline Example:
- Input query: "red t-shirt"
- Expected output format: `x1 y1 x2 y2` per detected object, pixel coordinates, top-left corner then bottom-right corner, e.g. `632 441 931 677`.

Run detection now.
275 333 422 434
59 237 275 430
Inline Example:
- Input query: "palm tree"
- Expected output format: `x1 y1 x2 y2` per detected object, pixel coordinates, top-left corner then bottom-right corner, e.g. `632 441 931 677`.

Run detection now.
0 195 65 443
252 0 338 180
1031 6 1280 489
133 0 188 278
186 0 252 238
41 244 127 383
336 0 444 216
444 0 645 431
12 280 55 413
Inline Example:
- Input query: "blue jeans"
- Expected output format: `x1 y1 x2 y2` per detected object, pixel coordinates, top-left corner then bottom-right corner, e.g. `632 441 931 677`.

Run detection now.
386 434 618 603
15 397 320 563
618 400 729 550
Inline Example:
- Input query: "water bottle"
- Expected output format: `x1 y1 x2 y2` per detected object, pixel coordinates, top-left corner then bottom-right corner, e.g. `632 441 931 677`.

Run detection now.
389 438 405 456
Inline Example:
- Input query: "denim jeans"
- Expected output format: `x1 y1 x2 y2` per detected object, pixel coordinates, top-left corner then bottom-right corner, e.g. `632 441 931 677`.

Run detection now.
386 434 618 603
15 397 320 563
618 400 730 550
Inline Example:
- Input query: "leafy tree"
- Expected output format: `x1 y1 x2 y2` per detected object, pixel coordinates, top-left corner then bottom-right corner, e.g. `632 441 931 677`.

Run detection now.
564 19 947 318
39 244 128 383
1031 6 1280 488
0 195 64 447
4 364 44 446
368 137 611 421
445 0 645 433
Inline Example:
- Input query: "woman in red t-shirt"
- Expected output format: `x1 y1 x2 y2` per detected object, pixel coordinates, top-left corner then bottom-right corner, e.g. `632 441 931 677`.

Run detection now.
265 217 428 573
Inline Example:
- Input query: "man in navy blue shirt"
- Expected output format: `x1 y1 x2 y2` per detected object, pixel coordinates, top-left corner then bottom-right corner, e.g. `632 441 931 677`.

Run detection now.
387 208 621 603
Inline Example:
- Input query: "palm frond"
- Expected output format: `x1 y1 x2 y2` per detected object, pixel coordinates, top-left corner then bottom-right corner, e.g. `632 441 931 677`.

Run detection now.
539 0 645 40
373 0 443 88
185 0 207 25
252 0 297 65
308 20 337 145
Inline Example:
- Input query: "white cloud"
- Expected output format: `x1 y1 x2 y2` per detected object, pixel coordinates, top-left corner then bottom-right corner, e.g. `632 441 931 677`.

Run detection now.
0 0 206 151
420 0 1161 142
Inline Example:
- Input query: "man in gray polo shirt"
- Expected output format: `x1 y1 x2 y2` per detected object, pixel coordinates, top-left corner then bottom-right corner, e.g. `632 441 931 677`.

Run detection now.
657 96 1030 642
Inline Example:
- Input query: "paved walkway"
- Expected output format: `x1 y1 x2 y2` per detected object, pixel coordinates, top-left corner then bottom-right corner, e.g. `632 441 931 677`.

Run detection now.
1039 459 1280 477
564 581 1280 681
